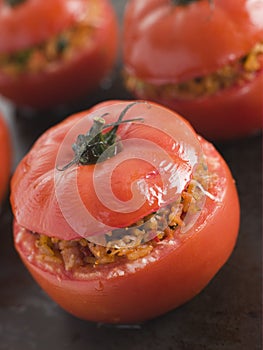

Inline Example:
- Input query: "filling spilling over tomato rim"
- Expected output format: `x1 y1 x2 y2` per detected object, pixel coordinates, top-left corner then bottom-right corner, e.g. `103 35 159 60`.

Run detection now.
14 154 219 276
0 1 101 76
124 41 263 100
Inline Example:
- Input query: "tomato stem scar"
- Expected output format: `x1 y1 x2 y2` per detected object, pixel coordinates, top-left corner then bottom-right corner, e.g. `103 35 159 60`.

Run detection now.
58 102 144 171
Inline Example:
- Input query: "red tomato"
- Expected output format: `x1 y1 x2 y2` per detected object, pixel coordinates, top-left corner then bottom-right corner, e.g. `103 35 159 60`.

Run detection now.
0 0 118 108
0 112 11 202
11 100 240 323
123 0 263 140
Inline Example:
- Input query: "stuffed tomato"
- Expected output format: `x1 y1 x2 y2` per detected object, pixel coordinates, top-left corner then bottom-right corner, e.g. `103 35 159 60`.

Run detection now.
11 100 240 323
0 0 118 108
123 0 263 140
0 112 11 203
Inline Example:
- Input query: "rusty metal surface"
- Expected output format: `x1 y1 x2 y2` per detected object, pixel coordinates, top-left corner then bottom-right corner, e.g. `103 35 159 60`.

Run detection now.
0 1 261 349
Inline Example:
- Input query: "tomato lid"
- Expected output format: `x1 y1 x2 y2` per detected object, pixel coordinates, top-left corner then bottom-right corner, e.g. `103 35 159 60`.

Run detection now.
123 0 263 84
0 0 88 54
11 101 204 240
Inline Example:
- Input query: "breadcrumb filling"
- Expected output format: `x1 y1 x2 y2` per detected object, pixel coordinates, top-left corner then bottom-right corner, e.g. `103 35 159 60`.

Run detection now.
125 42 263 99
26 161 215 272
0 1 100 76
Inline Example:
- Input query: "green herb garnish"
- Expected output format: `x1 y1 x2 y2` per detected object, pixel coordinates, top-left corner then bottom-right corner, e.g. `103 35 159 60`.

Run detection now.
59 102 144 171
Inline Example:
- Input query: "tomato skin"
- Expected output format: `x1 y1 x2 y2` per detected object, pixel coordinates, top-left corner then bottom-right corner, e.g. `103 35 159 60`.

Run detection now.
123 0 263 139
0 0 118 108
0 113 11 203
13 137 240 324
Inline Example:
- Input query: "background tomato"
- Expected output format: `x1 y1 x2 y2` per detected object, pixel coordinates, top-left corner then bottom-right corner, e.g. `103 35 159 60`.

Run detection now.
0 112 11 203
11 101 239 323
0 0 118 108
0 0 87 53
123 0 263 140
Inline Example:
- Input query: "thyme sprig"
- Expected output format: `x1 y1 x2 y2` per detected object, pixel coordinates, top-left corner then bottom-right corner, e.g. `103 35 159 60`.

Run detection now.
58 102 144 171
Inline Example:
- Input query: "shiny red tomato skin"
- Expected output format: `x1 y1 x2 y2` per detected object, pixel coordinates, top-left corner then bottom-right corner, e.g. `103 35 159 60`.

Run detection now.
12 100 239 323
0 0 118 108
13 136 240 324
0 113 11 203
123 0 263 140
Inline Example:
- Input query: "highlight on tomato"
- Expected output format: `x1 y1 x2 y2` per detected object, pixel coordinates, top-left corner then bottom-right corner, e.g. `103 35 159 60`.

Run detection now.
11 100 240 324
0 111 11 203
0 0 118 109
123 0 263 140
